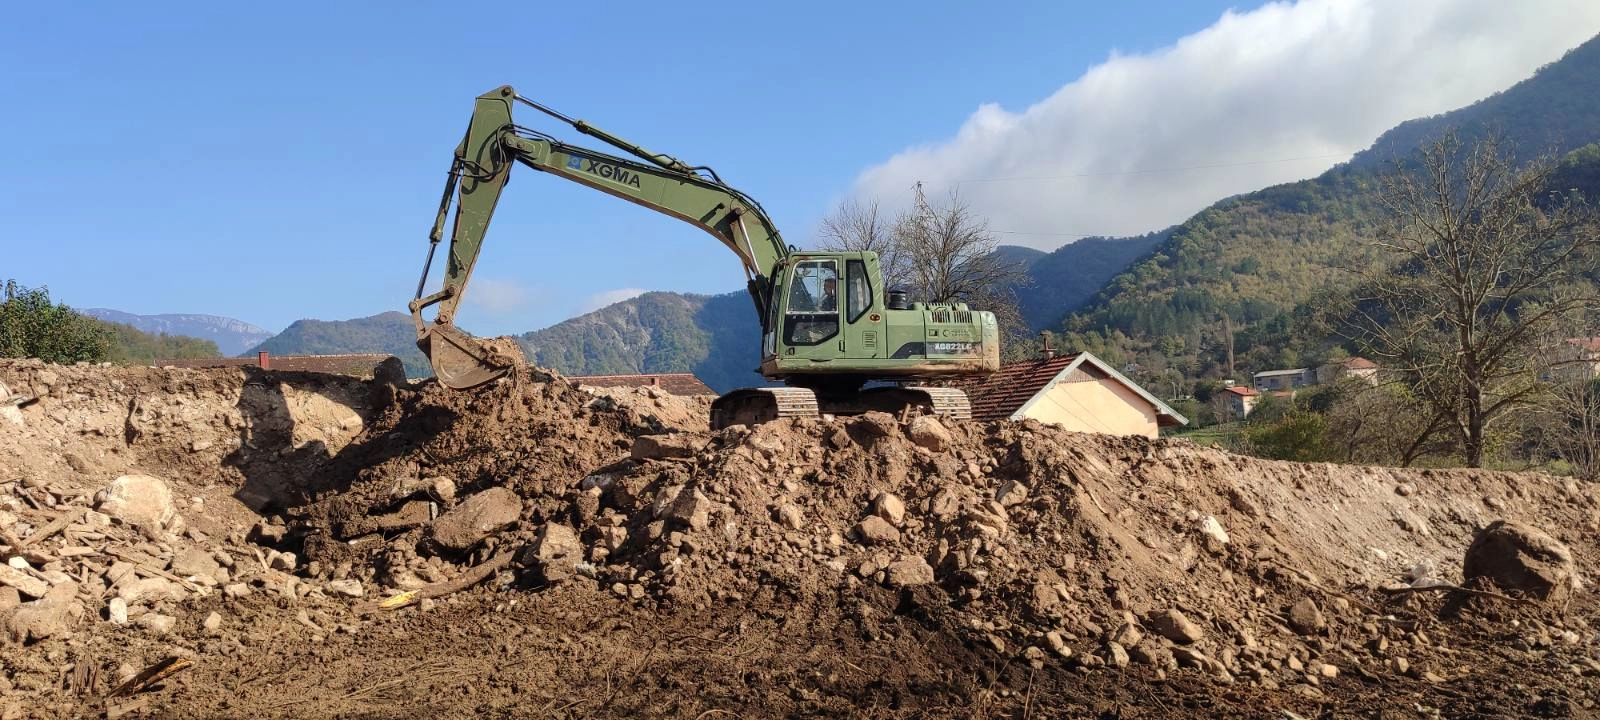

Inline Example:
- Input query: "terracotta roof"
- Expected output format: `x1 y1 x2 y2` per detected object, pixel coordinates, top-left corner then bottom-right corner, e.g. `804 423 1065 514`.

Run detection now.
950 351 1187 427
1224 386 1259 397
1337 357 1379 370
1566 337 1600 353
569 373 716 396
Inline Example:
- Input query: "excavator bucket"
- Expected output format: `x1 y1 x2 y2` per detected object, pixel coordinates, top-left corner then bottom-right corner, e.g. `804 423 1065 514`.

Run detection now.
416 323 525 390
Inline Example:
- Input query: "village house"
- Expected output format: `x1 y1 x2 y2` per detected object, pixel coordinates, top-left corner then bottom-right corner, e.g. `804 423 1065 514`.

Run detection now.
1252 368 1314 392
952 349 1187 439
1315 357 1380 385
1556 338 1600 381
1220 385 1259 420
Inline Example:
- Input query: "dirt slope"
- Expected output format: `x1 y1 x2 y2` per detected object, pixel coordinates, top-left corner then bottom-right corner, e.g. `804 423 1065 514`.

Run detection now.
0 359 1596 719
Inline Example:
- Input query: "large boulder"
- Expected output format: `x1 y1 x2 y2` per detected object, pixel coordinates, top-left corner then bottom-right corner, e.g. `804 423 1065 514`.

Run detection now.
1463 520 1580 603
431 488 522 551
97 474 175 530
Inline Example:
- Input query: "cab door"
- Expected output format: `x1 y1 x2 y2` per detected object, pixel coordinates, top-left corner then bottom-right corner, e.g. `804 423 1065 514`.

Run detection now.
842 257 885 360
778 258 841 363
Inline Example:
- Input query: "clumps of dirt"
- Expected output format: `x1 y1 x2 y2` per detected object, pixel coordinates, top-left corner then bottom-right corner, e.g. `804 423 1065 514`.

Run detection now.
4 358 1600 718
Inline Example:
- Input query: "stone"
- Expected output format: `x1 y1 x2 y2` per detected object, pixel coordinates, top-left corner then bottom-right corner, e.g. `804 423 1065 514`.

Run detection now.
1463 520 1579 603
873 492 906 526
253 521 287 544
325 580 364 598
431 487 521 551
223 583 251 599
117 577 182 606
6 581 80 643
268 551 298 572
1104 641 1130 668
851 412 899 440
776 504 805 530
906 415 952 452
1318 662 1339 679
534 523 582 561
1287 598 1325 635
1197 515 1229 553
1391 657 1410 675
97 474 175 529
429 477 457 503
630 434 705 461
1129 641 1178 671
107 597 129 625
169 547 221 579
1396 482 1417 497
885 555 935 587
663 489 713 530
855 516 902 546
0 565 48 599
202 611 222 633
138 613 176 635
1146 608 1204 645
1110 622 1144 648
1031 583 1060 613
1045 631 1073 658
995 480 1030 508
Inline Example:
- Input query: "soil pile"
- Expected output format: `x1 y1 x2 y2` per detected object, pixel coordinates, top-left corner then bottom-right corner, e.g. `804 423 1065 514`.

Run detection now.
2 359 1598 718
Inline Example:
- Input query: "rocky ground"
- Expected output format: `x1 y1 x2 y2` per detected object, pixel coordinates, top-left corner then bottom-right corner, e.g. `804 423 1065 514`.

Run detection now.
0 359 1596 719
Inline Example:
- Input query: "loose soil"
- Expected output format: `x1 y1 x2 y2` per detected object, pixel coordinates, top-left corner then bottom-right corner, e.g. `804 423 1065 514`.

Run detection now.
0 359 1596 719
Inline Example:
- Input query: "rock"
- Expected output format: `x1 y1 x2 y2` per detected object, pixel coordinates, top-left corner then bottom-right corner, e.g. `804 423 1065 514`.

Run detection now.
630 434 705 460
138 613 176 635
6 581 80 643
223 583 251 599
1031 583 1060 613
1197 515 1229 553
662 489 713 530
995 480 1029 508
1463 520 1579 603
906 415 952 452
1045 631 1073 658
325 580 364 598
1318 662 1339 679
107 597 128 625
1110 623 1144 648
253 521 287 544
169 548 221 579
117 577 182 606
1146 609 1204 645
873 492 906 526
1390 657 1410 675
268 551 298 572
885 555 935 587
1396 482 1417 497
1287 598 1325 635
0 566 49 599
855 516 902 546
851 412 898 440
97 474 175 530
202 611 222 633
1129 641 1178 671
1104 641 1130 668
431 487 521 551
530 523 582 583
776 504 805 530
429 477 457 503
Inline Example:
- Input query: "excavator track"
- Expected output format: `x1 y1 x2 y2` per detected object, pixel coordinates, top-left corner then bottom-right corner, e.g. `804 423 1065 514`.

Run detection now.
902 386 973 421
710 387 820 430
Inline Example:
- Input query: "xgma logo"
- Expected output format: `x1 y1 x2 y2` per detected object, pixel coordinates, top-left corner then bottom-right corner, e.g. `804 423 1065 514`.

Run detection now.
565 156 642 189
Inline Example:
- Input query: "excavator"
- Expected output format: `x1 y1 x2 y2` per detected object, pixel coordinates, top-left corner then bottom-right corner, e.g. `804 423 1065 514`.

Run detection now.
409 85 1000 429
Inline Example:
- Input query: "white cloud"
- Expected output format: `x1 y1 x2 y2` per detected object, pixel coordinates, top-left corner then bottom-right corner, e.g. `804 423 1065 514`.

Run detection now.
850 0 1600 248
464 278 535 313
578 287 647 314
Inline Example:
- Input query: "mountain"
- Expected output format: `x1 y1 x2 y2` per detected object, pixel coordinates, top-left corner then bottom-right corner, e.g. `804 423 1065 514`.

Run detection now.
1008 233 1167 331
517 291 762 394
1062 33 1600 379
248 311 430 376
83 309 273 356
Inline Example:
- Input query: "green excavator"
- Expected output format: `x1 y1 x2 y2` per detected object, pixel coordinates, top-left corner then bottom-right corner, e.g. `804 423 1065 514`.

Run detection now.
409 85 1000 429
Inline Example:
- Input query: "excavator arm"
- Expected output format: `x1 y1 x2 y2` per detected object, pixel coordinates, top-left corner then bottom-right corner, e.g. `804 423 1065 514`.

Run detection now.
409 85 791 388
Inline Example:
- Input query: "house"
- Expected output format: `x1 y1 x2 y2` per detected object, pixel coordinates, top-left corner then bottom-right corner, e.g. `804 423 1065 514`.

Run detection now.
951 350 1187 439
568 373 716 396
1557 338 1600 380
1220 386 1259 419
1253 368 1314 392
1315 357 1380 385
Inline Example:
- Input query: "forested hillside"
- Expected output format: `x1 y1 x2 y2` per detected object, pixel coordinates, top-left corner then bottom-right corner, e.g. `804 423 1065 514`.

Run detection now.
517 291 762 393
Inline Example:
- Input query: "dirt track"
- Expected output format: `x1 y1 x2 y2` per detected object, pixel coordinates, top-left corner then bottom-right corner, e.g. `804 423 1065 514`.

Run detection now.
0 359 1597 718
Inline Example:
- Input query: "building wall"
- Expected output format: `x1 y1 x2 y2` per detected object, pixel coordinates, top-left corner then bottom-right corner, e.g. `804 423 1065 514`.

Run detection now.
1017 369 1159 438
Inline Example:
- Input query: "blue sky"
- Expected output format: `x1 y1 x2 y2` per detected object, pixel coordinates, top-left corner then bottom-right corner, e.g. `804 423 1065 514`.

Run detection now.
3 1 1596 339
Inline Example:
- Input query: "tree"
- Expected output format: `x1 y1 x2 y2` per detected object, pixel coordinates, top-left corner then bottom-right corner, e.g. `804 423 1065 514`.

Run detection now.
0 280 111 364
818 185 1031 346
1334 132 1600 467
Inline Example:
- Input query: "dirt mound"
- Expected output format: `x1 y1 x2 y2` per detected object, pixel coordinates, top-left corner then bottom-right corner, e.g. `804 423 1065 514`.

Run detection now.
2 359 1599 718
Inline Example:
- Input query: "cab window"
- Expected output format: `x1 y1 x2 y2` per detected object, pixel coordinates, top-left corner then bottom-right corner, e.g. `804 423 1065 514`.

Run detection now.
846 259 871 322
784 260 839 346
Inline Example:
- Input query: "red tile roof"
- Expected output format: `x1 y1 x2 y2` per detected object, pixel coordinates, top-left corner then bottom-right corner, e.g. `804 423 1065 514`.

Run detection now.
1338 357 1379 370
569 373 716 396
1224 386 1259 397
950 353 1082 422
